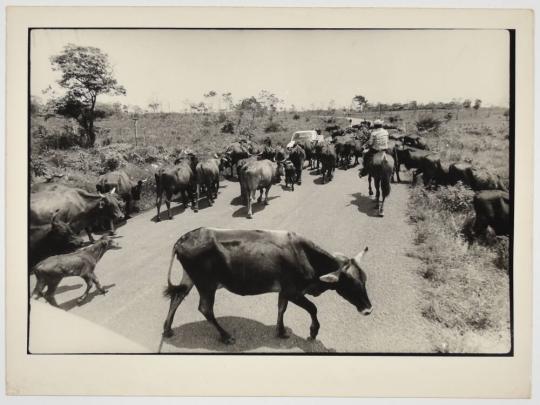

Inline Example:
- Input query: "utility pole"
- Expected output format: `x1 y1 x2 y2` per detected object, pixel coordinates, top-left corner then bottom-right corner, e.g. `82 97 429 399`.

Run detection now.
132 117 139 146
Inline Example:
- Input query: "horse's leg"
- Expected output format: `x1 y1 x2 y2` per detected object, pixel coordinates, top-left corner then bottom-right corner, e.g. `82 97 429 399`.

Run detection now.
368 174 373 196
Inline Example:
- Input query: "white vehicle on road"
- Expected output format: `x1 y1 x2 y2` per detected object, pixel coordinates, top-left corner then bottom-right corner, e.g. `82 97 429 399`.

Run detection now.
286 130 324 149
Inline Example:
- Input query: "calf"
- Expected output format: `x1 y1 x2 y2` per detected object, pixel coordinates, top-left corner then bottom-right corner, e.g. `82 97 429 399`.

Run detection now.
162 227 372 343
31 235 120 307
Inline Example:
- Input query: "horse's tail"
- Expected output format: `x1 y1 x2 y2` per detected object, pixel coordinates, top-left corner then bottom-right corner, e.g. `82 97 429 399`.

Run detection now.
381 152 393 198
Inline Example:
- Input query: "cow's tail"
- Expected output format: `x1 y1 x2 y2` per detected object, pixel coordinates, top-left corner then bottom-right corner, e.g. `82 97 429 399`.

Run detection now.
154 173 161 199
163 245 191 300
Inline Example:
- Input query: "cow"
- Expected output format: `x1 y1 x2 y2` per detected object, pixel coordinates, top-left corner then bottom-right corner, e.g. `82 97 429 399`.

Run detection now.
224 142 251 177
288 143 306 185
418 153 443 188
283 160 297 191
319 142 337 183
366 151 394 217
155 158 196 221
31 183 125 243
29 209 85 267
448 163 474 188
236 155 260 202
464 190 510 243
334 135 355 168
395 146 432 183
312 140 325 171
31 235 120 307
162 227 372 343
296 139 315 169
96 171 146 219
470 168 508 192
194 158 220 212
402 134 429 150
239 159 284 219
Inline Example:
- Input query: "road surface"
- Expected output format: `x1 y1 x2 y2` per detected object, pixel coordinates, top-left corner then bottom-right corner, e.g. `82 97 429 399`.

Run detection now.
30 165 436 353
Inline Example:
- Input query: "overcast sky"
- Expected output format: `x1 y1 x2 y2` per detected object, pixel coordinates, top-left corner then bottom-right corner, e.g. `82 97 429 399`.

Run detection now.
31 29 509 111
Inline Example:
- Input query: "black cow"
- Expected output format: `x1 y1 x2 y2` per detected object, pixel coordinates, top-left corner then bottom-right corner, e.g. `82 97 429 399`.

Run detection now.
464 190 510 242
96 170 146 219
319 142 337 183
194 158 220 211
288 144 306 185
29 210 84 267
162 227 372 343
31 183 125 242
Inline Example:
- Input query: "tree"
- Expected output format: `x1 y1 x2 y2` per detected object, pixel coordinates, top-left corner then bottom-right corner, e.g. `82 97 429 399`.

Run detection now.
30 96 43 116
353 95 368 112
462 99 472 109
49 44 126 147
148 98 161 113
204 90 217 112
473 99 482 111
221 92 234 111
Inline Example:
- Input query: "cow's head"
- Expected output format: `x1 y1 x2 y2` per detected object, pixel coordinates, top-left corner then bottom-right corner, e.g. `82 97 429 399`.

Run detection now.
319 247 372 315
98 189 125 222
97 234 122 250
49 210 84 250
131 178 147 201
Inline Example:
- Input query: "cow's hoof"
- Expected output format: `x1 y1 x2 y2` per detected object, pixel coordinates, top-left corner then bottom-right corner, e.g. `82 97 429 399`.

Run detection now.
257 198 262 203
221 336 236 345
307 336 317 341
247 214 253 219
99 289 108 295
379 212 385 217
76 298 86 305
264 201 269 206
162 329 174 338
194 209 199 213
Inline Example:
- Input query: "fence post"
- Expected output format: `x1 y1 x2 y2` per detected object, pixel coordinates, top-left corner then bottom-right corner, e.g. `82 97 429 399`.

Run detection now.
132 117 138 146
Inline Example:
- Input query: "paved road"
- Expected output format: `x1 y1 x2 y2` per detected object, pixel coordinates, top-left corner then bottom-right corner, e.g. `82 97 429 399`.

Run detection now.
30 165 435 353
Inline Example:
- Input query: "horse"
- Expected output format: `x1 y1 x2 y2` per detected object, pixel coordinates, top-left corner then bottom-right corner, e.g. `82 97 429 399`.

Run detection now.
366 151 394 217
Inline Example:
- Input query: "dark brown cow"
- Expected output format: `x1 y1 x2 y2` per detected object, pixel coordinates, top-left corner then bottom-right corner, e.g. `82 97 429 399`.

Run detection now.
96 170 146 219
288 144 306 185
239 159 284 219
31 183 125 242
319 142 337 183
194 158 220 212
283 160 297 191
334 135 355 168
29 210 84 267
464 190 510 242
162 227 372 343
155 159 196 221
296 139 315 168
224 142 251 177
32 235 120 307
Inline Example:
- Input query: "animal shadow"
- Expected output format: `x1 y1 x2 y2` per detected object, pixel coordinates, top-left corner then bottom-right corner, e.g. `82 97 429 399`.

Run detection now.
280 184 294 192
229 195 244 206
349 192 380 218
54 283 83 295
58 283 116 311
313 176 327 185
231 196 280 218
164 316 335 353
151 204 187 222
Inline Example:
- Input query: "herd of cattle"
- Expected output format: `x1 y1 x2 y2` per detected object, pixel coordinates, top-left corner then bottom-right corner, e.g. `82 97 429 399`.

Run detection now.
28 120 510 343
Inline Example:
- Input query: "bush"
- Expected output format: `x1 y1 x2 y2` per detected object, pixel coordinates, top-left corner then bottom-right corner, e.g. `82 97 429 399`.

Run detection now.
264 121 285 133
221 121 235 134
416 115 442 132
387 115 401 124
444 112 453 122
217 112 228 123
432 182 475 213
292 113 300 120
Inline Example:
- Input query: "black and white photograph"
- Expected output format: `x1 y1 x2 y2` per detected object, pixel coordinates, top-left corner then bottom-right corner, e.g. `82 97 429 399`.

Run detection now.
26 26 515 355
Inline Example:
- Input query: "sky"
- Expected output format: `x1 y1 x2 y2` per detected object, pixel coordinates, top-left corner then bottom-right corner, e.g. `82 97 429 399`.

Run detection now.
31 29 510 111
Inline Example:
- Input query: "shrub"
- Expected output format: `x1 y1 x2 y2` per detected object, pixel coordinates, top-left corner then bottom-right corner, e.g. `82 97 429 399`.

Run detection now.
444 112 453 122
416 115 442 132
292 113 300 120
217 112 228 123
388 115 401 124
264 121 285 133
493 236 510 271
221 121 235 134
432 182 475 213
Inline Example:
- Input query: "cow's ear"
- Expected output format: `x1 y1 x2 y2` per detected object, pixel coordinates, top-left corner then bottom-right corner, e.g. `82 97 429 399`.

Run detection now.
320 270 340 283
50 209 61 224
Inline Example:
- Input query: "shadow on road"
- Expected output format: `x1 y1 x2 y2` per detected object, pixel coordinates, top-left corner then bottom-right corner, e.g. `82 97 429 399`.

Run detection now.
280 184 294 192
232 196 280 218
151 204 187 222
59 283 117 311
349 192 380 218
313 176 328 185
164 316 335 353
230 195 244 206
54 283 83 295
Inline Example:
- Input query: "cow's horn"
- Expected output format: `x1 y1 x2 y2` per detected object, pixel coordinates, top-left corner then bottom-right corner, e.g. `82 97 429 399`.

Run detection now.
353 247 368 266
110 187 117 194
142 177 149 183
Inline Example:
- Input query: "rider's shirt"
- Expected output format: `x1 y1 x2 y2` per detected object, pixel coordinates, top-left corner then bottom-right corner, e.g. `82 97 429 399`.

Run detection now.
369 128 389 151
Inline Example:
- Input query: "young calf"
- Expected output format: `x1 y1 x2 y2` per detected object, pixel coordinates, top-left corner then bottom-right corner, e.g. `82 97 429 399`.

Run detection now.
32 235 120 307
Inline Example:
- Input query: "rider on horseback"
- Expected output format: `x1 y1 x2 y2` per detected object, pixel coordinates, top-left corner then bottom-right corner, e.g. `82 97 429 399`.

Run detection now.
359 119 389 177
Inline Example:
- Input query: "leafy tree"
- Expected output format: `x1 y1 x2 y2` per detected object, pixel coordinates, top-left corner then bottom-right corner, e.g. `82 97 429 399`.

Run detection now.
473 99 482 111
148 99 161 113
462 99 472 109
221 92 234 111
353 95 368 112
49 44 126 147
30 96 43 116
